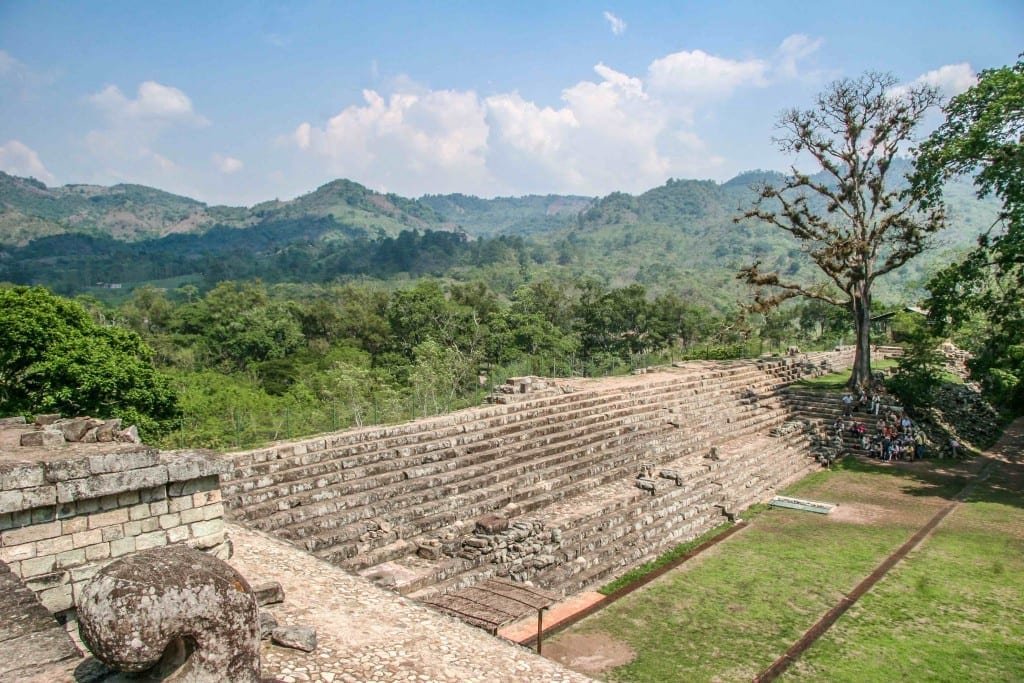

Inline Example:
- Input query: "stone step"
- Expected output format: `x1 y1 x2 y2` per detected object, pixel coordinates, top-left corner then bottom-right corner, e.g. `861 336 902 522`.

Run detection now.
230 374 794 522
404 432 814 599
314 404 798 564
226 363 783 502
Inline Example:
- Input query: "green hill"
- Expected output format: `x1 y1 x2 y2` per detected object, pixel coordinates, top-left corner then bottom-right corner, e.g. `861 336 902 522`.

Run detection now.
0 166 999 308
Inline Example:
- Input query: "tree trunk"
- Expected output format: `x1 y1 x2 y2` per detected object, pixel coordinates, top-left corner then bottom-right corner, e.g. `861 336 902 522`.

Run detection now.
849 286 873 389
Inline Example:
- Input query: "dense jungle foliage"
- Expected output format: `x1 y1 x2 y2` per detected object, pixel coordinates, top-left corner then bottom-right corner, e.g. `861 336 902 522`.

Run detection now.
1 280 858 449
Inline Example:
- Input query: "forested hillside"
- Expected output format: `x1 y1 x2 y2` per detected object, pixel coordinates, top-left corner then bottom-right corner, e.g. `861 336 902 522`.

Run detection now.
0 165 998 310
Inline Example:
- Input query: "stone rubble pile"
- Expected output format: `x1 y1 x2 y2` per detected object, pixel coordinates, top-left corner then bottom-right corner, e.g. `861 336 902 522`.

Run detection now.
455 515 562 582
928 383 1001 448
486 375 574 404
8 414 142 448
252 579 320 653
939 342 972 380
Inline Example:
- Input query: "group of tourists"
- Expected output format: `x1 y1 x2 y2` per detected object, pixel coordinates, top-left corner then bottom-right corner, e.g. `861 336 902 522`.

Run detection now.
840 388 884 417
835 389 926 461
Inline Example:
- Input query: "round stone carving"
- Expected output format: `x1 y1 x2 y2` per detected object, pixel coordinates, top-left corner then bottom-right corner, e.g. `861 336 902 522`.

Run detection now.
77 545 261 682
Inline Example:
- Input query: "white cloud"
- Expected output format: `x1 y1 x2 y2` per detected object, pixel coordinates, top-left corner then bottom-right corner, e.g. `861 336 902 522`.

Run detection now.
0 49 60 97
0 139 57 184
648 50 768 97
911 63 976 97
290 34 822 196
79 81 211 194
774 34 824 79
88 81 208 126
603 11 627 36
292 87 492 195
212 154 244 174
888 63 976 103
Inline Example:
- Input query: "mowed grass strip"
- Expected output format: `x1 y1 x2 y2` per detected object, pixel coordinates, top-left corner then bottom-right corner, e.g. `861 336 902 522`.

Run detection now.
550 459 966 682
784 460 1024 682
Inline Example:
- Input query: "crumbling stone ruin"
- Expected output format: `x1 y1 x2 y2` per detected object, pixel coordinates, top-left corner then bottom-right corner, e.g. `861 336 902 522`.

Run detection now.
28 348 992 681
222 350 857 605
6 414 142 449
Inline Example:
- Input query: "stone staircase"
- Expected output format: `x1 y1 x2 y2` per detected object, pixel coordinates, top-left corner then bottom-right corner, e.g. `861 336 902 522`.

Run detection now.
780 386 902 458
223 350 854 598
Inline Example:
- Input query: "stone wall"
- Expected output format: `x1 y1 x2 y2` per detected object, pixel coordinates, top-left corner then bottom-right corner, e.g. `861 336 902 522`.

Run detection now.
0 429 230 614
224 350 855 599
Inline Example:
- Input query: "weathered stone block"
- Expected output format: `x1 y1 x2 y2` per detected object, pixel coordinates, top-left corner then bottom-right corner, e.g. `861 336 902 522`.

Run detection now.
168 475 219 498
39 584 73 612
190 518 224 539
87 448 160 475
163 451 231 482
20 555 57 577
0 541 36 563
85 543 111 562
35 534 74 556
55 548 86 570
180 506 205 524
271 626 317 652
2 519 62 545
0 490 24 515
259 610 278 639
0 462 46 489
135 530 167 551
87 507 129 530
475 514 509 534
95 419 122 442
33 413 61 426
20 429 65 448
251 581 285 606
109 537 136 557
159 513 180 530
169 495 193 512
56 465 169 503
72 528 103 548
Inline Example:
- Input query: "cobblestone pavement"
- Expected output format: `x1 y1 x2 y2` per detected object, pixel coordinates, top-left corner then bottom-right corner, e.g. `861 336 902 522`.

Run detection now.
227 523 593 683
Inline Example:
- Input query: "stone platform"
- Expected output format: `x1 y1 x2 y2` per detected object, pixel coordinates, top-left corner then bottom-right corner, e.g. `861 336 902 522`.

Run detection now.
227 523 591 683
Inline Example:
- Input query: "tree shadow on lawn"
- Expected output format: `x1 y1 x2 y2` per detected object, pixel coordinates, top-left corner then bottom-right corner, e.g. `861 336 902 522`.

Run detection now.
834 454 1024 511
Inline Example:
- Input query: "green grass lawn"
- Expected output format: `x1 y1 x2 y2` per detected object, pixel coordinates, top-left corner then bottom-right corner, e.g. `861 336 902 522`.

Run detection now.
547 454 1021 682
783 462 1024 682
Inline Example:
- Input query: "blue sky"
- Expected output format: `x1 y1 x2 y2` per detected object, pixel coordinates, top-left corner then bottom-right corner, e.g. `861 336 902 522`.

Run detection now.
0 1 1020 205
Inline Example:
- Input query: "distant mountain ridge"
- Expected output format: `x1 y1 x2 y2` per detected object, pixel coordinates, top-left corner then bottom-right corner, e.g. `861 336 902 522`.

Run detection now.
0 166 1000 306
0 171 594 246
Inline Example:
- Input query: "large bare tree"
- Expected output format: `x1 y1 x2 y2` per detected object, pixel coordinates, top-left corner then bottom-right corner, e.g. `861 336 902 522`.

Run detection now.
737 72 945 388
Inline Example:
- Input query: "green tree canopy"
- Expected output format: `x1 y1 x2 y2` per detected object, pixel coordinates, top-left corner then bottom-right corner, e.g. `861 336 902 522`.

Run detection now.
915 57 1024 408
0 286 179 433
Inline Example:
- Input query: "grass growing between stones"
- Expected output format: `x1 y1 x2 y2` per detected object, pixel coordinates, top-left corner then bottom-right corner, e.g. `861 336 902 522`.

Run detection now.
797 358 899 390
784 462 1024 682
548 456 983 681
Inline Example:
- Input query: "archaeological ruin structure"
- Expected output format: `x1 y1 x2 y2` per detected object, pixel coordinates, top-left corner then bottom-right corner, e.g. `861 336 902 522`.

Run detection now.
1 349 881 680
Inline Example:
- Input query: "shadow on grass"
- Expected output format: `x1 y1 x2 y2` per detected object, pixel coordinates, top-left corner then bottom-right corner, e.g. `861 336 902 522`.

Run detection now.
834 453 1024 511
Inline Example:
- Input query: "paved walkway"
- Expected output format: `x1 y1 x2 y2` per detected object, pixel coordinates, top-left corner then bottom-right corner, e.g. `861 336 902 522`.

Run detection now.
227 523 592 683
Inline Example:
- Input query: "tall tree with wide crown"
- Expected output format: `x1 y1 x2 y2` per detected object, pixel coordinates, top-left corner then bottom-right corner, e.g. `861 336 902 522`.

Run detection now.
737 72 945 388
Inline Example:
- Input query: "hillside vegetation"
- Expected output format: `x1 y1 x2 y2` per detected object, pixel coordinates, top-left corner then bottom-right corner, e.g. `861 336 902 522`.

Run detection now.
0 164 998 310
